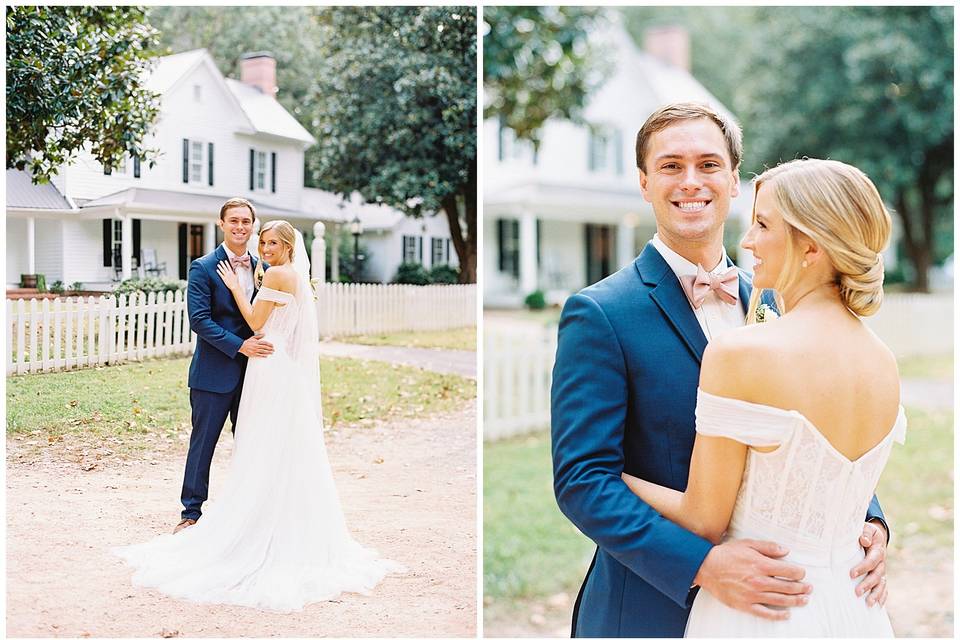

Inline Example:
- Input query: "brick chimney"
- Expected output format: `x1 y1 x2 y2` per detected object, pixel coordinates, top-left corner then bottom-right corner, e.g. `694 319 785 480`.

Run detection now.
239 51 277 97
643 25 690 72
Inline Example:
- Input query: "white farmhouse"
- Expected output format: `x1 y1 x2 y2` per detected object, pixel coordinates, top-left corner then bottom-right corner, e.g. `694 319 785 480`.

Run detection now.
483 18 755 308
6 49 457 290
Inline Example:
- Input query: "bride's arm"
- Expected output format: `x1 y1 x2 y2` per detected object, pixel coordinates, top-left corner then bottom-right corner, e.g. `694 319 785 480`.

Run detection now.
216 263 288 331
622 340 750 544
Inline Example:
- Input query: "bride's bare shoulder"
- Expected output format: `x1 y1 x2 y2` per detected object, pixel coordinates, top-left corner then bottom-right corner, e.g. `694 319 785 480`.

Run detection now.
261 265 298 292
700 322 786 399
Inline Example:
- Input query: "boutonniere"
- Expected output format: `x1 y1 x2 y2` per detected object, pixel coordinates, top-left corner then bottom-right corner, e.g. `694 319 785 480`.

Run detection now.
755 303 779 323
253 262 264 290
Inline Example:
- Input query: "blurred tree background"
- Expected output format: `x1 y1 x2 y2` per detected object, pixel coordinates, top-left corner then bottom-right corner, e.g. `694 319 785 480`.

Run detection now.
147 6 479 282
490 6 953 291
483 6 608 149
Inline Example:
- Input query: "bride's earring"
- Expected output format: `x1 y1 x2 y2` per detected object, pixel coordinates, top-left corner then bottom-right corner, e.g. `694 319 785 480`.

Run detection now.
801 260 808 268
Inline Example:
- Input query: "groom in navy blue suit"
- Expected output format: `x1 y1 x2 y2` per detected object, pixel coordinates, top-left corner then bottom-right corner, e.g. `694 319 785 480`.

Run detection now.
551 103 891 637
176 197 273 533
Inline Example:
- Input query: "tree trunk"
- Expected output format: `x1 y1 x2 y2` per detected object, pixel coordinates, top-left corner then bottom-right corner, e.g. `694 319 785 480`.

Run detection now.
442 158 477 283
895 189 930 293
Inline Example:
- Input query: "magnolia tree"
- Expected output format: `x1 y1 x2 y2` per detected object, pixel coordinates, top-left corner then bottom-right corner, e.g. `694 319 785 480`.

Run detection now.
6 6 162 183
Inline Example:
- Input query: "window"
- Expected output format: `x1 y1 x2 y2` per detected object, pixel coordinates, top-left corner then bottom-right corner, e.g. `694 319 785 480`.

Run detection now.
497 219 519 277
190 141 204 183
256 151 267 190
193 84 202 102
585 223 613 285
588 127 624 175
431 237 448 266
497 117 533 164
402 235 419 263
101 219 141 269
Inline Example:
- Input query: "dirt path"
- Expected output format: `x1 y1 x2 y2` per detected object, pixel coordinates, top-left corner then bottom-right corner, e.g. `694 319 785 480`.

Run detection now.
7 402 477 638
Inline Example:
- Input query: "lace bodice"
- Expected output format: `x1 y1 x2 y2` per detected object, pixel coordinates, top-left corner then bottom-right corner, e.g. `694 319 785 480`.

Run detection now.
696 390 906 563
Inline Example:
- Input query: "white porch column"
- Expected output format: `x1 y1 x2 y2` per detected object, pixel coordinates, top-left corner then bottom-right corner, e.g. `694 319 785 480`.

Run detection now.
617 213 640 269
519 211 538 294
26 217 36 274
121 215 133 280
312 222 327 282
204 221 216 254
330 224 340 282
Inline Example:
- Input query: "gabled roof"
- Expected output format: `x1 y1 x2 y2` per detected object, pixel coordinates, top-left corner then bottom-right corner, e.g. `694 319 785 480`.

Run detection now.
6 170 73 210
225 79 316 145
145 49 314 146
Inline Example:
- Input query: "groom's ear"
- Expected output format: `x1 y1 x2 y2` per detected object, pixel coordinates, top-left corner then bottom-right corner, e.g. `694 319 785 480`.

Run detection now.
730 165 741 199
638 169 652 203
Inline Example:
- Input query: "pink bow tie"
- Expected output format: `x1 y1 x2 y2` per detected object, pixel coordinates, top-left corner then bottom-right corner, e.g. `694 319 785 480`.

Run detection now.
230 254 251 270
680 264 739 308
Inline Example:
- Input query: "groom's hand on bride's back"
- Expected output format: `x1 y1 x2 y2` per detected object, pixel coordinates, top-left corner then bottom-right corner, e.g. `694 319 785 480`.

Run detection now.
239 334 274 358
694 538 811 621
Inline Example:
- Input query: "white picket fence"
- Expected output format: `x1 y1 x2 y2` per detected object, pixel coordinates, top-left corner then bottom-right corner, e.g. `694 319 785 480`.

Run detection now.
315 282 476 337
6 284 478 376
483 292 953 441
6 291 195 376
483 324 557 441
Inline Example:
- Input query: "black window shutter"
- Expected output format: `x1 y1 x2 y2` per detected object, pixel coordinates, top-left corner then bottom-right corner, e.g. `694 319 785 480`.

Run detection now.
133 219 142 267
249 149 255 190
133 155 141 178
208 143 214 186
446 238 451 263
182 139 189 183
511 220 519 277
401 236 406 262
270 152 276 193
418 237 423 263
497 219 505 272
102 220 112 267
178 223 188 279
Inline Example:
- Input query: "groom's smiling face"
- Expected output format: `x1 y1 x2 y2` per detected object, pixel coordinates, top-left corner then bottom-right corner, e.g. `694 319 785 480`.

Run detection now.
639 118 740 250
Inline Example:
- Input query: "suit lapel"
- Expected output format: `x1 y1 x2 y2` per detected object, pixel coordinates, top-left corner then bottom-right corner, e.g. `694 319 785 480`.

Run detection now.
730 256 753 316
637 244 708 364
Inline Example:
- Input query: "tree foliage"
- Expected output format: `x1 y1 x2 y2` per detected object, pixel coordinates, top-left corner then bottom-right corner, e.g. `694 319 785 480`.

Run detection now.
483 6 607 147
6 6 162 183
734 6 953 291
623 6 953 290
306 6 477 282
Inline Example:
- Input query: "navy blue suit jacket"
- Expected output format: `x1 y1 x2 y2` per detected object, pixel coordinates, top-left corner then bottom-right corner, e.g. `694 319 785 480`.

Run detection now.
187 245 261 394
551 243 885 637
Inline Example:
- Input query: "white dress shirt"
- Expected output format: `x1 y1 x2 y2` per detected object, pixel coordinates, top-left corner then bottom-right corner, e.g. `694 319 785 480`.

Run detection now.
222 243 255 302
650 234 746 341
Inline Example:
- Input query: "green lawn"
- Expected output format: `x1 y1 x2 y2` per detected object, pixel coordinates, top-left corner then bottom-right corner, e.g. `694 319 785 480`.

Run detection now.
338 326 476 351
484 433 594 601
7 355 475 453
897 353 954 379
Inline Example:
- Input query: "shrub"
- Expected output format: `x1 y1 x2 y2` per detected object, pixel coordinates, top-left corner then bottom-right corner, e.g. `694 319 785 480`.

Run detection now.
112 277 187 300
49 280 65 294
524 290 546 310
35 274 47 293
393 262 431 285
69 281 85 292
429 264 460 284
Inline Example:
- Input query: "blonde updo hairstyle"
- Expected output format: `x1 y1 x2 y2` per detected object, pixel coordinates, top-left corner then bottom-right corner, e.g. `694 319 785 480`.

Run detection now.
747 158 891 319
255 220 297 283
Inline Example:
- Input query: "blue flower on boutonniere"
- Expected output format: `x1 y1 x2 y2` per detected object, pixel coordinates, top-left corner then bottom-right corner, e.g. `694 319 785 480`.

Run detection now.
755 303 779 323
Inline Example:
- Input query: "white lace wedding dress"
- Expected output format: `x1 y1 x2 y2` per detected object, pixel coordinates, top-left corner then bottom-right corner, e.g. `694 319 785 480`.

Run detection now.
114 277 403 612
685 390 906 638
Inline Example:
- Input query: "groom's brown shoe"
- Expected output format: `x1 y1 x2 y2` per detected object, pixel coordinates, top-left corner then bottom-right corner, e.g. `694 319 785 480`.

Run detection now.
173 518 197 534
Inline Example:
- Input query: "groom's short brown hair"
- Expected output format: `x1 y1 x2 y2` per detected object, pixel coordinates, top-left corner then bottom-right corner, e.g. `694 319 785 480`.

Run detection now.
219 197 256 222
635 102 743 172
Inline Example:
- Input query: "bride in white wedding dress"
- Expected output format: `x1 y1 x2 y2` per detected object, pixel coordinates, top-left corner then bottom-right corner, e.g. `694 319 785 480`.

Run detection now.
623 159 904 637
114 221 402 612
